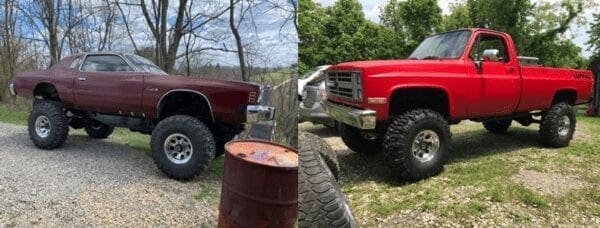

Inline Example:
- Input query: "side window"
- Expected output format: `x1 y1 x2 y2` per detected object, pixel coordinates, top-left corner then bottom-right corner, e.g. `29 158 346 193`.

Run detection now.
81 55 133 72
68 56 81 69
469 35 509 62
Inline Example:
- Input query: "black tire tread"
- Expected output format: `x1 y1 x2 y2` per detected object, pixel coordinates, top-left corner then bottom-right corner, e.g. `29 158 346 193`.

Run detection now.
299 132 340 180
540 102 575 148
298 144 356 228
382 109 451 181
28 100 69 149
151 115 215 180
339 124 381 154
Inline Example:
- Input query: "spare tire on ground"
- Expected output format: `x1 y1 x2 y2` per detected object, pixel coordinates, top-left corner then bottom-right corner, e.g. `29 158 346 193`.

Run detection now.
298 131 356 228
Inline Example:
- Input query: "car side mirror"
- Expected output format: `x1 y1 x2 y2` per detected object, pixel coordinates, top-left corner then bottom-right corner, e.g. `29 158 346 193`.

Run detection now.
482 49 500 62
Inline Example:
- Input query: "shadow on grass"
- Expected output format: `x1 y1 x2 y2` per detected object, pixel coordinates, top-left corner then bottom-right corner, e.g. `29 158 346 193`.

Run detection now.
332 126 544 186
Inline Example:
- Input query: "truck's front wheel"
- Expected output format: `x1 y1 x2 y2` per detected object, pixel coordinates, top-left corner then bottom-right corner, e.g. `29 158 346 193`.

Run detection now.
28 100 69 149
383 109 451 181
151 115 216 180
540 102 575 147
339 123 381 154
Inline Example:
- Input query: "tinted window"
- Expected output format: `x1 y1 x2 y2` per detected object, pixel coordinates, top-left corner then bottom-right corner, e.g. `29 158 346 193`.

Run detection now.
81 55 133 72
68 56 81 69
470 35 509 62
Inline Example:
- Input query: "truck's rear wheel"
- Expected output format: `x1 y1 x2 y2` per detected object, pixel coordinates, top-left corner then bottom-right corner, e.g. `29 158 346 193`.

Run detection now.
540 102 575 147
151 115 215 180
339 123 381 154
482 119 512 134
28 100 69 150
383 109 450 181
84 122 114 139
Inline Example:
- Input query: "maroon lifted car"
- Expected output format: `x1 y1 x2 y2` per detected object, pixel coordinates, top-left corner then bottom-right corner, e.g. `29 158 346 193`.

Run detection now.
10 52 275 180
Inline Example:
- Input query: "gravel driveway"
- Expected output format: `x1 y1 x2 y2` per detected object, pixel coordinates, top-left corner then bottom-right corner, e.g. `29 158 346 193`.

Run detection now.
0 123 218 226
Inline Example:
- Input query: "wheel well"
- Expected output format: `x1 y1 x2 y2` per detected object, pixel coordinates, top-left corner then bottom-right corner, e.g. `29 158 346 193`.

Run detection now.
389 88 449 117
33 83 60 101
552 90 577 105
157 91 213 121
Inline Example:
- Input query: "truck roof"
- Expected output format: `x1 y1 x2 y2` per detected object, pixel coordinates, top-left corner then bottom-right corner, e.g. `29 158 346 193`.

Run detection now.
432 28 509 37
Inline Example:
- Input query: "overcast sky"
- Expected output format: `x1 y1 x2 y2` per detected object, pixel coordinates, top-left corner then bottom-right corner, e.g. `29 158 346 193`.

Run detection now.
314 0 598 57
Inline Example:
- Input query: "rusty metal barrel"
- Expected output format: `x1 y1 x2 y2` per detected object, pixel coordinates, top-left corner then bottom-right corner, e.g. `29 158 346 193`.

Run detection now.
218 140 298 228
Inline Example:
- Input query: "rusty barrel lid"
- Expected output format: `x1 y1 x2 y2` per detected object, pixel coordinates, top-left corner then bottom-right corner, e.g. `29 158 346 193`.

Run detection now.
225 140 298 169
218 140 298 228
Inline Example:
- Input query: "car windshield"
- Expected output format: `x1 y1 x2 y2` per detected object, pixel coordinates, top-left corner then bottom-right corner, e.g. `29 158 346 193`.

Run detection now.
125 54 168 75
408 30 472 60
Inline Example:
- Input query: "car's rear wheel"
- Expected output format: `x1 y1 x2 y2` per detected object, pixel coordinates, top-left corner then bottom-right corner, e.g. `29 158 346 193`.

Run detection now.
28 100 69 149
540 102 575 147
339 123 381 154
84 122 114 139
151 115 215 180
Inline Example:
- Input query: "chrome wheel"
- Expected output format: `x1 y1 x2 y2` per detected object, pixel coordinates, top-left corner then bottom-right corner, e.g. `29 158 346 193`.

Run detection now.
164 133 193 164
557 115 571 137
35 115 51 138
411 130 439 163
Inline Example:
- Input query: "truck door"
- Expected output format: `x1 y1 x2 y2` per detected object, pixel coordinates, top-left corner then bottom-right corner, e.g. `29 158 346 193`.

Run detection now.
466 33 521 117
74 54 144 116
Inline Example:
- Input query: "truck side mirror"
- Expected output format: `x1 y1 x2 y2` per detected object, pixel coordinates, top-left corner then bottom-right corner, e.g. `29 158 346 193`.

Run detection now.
482 49 500 62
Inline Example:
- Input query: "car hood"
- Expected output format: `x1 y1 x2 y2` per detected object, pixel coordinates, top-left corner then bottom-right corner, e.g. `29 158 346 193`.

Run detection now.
165 75 260 92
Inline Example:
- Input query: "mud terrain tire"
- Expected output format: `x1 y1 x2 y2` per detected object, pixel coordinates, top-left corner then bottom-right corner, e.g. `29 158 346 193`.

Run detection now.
540 102 575 148
151 115 215 180
383 109 451 181
28 100 69 149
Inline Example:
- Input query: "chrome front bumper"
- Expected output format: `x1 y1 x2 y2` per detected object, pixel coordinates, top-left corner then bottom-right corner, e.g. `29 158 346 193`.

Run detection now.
9 82 15 96
322 100 376 129
246 105 276 123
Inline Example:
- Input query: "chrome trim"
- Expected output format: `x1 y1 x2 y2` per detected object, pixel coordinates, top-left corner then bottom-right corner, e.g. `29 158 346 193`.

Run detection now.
9 82 15 96
322 100 376 129
246 105 275 123
156 89 215 121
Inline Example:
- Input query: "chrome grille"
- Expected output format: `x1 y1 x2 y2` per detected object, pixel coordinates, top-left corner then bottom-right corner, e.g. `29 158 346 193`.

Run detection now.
327 71 362 101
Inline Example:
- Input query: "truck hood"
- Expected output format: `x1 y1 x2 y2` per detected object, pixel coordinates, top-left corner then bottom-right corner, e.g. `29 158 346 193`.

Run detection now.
328 59 464 76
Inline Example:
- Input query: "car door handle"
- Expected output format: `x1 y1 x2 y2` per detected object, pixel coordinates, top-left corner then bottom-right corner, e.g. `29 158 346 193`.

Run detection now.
146 87 158 92
77 77 86 81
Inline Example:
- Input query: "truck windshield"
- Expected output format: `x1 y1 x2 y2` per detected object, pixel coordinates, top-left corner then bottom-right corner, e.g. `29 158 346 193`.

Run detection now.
408 30 472 60
125 54 168 75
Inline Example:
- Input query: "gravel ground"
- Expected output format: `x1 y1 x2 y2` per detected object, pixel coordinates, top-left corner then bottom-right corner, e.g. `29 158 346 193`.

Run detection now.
0 122 219 227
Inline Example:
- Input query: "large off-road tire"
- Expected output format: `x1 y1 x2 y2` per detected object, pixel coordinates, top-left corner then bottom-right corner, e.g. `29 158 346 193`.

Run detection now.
540 102 575 148
84 122 114 139
151 115 216 180
28 100 69 149
299 131 340 180
299 135 356 228
383 109 451 181
482 119 512 134
339 123 381 154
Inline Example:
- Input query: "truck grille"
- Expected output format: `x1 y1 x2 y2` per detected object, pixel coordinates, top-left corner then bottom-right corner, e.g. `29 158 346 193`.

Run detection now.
326 71 362 101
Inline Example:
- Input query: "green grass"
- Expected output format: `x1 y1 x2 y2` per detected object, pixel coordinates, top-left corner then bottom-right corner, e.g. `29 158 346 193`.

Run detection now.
250 69 293 86
0 102 29 125
300 108 600 226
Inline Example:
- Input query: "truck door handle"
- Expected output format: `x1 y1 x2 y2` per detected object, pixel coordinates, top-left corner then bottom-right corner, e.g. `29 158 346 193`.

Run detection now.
505 66 515 73
77 77 86 81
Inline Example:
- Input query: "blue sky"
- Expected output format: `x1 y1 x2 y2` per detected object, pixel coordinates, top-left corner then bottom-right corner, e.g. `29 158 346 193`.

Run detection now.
315 0 598 57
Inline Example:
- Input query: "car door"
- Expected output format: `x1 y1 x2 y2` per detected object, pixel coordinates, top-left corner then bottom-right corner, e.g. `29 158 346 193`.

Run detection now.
73 54 144 116
466 33 521 117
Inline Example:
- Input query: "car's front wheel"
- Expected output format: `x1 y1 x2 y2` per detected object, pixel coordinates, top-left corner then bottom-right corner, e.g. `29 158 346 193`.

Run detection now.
28 100 69 149
151 115 216 180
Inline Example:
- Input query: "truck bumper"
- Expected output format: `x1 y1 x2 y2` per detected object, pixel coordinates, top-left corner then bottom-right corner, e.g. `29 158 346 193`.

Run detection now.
9 82 15 96
246 105 275 123
322 100 376 129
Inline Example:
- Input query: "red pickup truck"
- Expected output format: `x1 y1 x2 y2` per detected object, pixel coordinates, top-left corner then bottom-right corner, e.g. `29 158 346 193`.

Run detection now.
10 52 274 180
323 28 594 181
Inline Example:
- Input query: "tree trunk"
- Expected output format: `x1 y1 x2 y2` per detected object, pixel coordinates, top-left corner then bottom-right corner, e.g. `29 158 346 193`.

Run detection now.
230 0 247 81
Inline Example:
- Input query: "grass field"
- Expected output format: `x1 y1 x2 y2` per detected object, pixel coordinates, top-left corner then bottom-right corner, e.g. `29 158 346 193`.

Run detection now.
0 101 224 205
301 108 599 226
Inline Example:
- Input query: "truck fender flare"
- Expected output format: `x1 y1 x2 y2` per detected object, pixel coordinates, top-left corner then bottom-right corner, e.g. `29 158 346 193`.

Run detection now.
387 84 453 114
156 89 215 122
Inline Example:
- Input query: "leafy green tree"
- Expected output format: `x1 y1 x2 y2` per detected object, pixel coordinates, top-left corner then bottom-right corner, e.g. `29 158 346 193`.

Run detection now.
380 0 442 49
588 13 600 61
442 3 471 31
298 0 330 73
